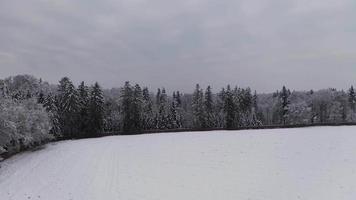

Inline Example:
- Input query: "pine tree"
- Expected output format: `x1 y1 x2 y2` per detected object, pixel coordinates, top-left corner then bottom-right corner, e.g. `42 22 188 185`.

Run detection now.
215 88 226 128
169 100 178 129
280 86 290 125
131 84 143 133
173 91 183 128
224 85 236 129
156 88 169 129
77 81 90 137
43 93 61 137
87 82 104 137
121 81 134 133
176 91 182 107
204 86 215 128
238 88 254 126
142 87 154 130
168 91 183 129
348 86 356 121
192 84 206 128
156 88 161 106
57 77 80 139
251 90 263 126
37 91 45 104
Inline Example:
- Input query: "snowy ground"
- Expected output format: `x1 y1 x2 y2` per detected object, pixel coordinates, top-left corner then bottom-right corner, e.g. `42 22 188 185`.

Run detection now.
1 126 356 200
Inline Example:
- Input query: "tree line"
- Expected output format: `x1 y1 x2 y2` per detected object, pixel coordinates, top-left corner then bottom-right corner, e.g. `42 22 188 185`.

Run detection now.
1 74 356 158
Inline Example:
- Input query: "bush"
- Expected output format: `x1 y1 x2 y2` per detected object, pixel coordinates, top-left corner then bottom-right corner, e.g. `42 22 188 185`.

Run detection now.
0 98 53 159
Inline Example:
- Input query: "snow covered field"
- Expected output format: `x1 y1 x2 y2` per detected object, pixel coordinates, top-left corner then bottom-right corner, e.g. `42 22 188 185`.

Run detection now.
1 126 356 200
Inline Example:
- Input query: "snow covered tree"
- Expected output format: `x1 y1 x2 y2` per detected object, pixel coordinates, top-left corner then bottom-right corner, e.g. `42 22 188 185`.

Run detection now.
237 88 253 126
223 85 236 129
215 88 226 128
142 87 154 130
169 99 179 129
77 81 90 137
250 91 263 126
156 88 161 106
175 91 182 107
0 80 9 98
204 86 215 128
37 91 45 104
348 86 356 121
155 88 169 129
0 98 52 158
131 84 143 132
167 91 183 129
43 93 61 137
87 82 104 137
103 97 121 132
57 77 80 139
121 81 134 133
280 86 290 125
192 84 206 128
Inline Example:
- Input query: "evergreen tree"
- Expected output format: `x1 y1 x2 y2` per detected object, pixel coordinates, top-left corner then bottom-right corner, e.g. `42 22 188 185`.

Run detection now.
216 88 226 128
77 81 90 137
87 82 104 137
37 91 45 104
43 93 61 137
251 90 263 126
173 91 183 128
204 86 215 128
121 81 134 133
238 88 252 114
131 84 143 132
57 77 80 139
169 100 179 129
280 86 290 125
142 87 154 130
168 91 183 129
156 88 161 105
156 88 169 129
176 91 182 107
192 84 206 128
348 86 356 121
224 85 236 129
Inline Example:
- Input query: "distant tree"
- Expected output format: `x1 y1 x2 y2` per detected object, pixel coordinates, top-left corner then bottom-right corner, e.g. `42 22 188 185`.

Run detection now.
155 88 169 129
87 82 104 137
103 97 121 132
131 84 143 132
37 91 45 104
156 88 161 106
223 85 236 129
215 88 226 128
169 98 179 129
0 80 9 98
280 86 290 125
348 86 356 121
121 81 134 133
204 86 215 128
142 87 154 130
57 77 80 139
43 93 61 137
237 88 253 126
251 91 263 126
77 81 90 137
192 84 206 128
175 91 182 107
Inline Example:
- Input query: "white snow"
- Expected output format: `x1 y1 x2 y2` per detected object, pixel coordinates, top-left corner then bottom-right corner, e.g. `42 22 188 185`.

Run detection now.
1 126 356 200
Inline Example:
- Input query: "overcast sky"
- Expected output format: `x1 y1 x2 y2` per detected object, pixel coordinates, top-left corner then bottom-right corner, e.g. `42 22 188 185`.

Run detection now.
0 0 355 93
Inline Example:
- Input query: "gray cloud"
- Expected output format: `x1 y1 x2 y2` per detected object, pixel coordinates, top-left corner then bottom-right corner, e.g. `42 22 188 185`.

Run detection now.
0 0 356 93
